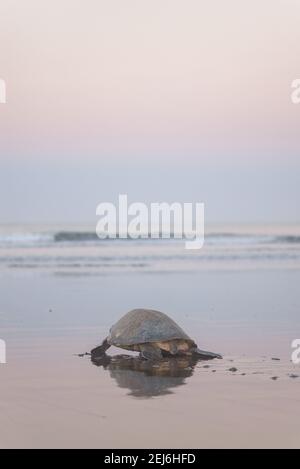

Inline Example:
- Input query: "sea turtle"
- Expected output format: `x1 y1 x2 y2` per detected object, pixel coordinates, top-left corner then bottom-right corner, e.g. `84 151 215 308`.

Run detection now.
91 309 222 361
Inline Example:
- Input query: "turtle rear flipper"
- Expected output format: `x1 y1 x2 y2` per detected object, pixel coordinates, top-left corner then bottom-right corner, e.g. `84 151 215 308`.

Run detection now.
91 338 111 358
194 348 222 360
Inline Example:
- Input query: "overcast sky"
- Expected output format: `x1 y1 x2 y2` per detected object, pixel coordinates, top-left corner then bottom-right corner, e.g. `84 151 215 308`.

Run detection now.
0 0 299 224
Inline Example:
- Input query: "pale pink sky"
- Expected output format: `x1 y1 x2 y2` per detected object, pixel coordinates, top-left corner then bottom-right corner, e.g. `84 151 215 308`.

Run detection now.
0 0 300 165
0 1 299 222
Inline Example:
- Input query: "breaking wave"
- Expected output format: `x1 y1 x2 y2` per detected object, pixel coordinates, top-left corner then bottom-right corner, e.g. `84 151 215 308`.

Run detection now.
0 230 300 248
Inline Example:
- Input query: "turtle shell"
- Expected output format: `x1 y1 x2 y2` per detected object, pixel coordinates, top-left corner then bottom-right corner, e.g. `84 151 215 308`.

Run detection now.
108 309 193 347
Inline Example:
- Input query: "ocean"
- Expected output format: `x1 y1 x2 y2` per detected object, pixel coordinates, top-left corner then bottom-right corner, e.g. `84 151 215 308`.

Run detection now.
1 223 300 275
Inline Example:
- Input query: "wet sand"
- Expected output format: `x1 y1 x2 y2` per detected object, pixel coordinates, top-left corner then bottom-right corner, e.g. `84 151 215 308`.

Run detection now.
0 269 300 448
0 335 300 449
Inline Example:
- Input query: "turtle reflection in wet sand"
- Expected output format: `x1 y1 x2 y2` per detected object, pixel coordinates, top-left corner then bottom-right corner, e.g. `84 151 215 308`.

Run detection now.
92 354 201 397
91 309 222 361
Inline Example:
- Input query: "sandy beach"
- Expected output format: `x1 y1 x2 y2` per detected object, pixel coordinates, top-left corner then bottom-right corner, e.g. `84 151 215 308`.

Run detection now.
1 328 300 449
0 233 300 448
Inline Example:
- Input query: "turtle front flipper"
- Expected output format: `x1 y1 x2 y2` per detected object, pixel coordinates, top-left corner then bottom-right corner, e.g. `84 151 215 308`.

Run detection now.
194 348 222 360
139 344 163 361
91 338 111 359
